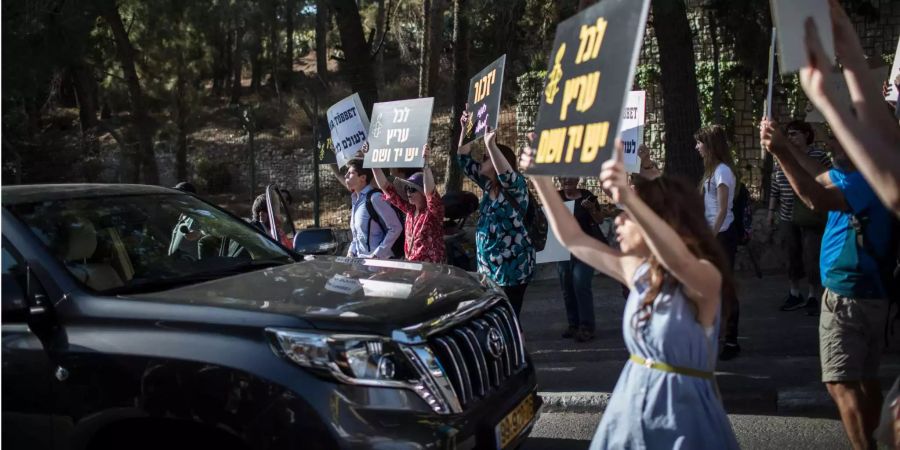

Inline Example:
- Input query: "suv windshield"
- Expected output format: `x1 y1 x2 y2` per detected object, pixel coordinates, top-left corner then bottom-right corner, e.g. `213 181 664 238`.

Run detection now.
7 193 295 294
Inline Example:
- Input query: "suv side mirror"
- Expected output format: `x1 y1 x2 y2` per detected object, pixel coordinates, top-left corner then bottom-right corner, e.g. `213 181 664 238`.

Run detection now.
293 228 339 255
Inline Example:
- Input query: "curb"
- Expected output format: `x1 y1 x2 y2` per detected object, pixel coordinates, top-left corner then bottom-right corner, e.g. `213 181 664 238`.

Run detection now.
539 391 610 413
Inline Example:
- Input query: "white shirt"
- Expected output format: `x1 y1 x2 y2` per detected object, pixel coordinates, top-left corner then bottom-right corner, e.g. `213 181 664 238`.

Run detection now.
702 163 736 233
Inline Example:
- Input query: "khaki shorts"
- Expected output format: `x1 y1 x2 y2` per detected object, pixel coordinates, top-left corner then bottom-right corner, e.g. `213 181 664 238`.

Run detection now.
819 289 888 383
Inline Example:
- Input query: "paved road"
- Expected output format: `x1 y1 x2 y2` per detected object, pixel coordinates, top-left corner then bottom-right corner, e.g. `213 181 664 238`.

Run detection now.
523 412 848 450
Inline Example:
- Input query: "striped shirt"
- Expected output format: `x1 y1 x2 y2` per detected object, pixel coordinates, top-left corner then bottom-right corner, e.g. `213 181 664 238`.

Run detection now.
770 146 832 221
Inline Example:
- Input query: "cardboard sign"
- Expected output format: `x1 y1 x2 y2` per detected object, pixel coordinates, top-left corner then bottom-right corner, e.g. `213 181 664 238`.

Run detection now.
536 201 575 264
463 55 506 144
621 91 645 174
327 93 370 167
770 0 835 74
886 38 900 102
527 0 651 177
364 97 434 169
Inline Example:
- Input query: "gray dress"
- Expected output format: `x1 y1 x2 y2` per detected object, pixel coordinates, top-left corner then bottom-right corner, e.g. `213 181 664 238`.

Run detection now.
590 263 739 449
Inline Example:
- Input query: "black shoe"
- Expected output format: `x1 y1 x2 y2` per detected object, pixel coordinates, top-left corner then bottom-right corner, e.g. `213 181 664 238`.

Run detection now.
561 326 578 339
805 297 820 316
780 294 807 311
719 343 741 361
574 327 595 342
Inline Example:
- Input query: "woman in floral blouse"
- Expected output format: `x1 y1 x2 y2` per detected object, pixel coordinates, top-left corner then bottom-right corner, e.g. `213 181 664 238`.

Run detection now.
457 112 536 315
367 144 445 263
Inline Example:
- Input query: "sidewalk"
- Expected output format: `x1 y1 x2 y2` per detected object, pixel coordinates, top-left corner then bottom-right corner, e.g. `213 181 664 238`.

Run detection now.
520 269 900 416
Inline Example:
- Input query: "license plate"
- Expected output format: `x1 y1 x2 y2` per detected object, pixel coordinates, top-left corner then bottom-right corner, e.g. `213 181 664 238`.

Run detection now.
495 393 536 449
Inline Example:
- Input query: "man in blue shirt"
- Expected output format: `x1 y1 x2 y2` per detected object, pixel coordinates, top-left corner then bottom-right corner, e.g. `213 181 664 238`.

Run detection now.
762 120 893 450
344 159 403 259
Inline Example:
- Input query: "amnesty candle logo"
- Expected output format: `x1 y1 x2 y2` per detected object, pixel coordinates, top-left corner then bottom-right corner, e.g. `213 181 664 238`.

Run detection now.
527 0 650 177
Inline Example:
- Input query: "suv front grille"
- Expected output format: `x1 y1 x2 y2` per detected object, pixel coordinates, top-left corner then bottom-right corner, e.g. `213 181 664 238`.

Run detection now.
427 301 526 408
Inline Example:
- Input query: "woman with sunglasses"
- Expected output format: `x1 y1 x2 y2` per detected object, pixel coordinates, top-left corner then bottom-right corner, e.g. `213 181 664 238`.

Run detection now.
521 139 738 449
363 143 445 263
456 111 535 315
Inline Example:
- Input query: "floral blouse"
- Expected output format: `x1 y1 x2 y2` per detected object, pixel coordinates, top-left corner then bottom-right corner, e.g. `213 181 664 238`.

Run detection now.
458 154 536 287
382 186 445 263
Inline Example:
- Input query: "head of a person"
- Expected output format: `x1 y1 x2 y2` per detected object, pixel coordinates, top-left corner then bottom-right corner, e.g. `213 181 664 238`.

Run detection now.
614 176 730 326
174 181 196 194
694 125 734 180
251 194 269 227
401 172 426 210
785 120 814 148
479 143 518 179
344 160 373 193
559 177 580 192
822 126 853 171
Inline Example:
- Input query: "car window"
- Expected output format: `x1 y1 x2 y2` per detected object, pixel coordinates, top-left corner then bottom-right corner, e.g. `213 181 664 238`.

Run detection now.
7 193 295 294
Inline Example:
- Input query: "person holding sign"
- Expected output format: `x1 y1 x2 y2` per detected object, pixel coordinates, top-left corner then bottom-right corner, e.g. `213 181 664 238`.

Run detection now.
799 0 900 216
344 160 404 260
521 139 738 449
456 112 536 316
695 125 742 361
364 143 445 264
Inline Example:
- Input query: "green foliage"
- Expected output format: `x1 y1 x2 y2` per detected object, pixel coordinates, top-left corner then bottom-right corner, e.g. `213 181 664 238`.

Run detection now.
195 157 233 194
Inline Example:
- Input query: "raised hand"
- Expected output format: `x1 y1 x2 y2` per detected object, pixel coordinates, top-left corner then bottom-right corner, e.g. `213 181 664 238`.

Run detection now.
458 105 471 150
360 141 370 154
483 126 498 151
599 140 631 204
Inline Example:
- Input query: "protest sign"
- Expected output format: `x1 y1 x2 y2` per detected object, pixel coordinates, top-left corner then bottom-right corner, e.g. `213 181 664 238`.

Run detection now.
536 201 575 264
527 0 651 177
327 93 370 167
804 66 888 123
364 97 434 169
621 91 645 174
763 27 777 160
770 0 835 74
886 38 900 102
463 55 506 144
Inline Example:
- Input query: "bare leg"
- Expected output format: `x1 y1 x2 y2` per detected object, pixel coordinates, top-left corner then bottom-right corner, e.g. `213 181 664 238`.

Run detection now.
827 381 877 450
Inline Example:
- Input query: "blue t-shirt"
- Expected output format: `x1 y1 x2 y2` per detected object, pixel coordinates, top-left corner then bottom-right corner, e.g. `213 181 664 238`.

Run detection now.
820 169 893 299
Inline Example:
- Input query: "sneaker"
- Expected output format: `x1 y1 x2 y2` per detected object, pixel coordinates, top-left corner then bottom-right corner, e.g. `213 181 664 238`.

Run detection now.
805 297 820 316
561 325 578 339
779 294 807 311
575 327 595 342
719 343 741 361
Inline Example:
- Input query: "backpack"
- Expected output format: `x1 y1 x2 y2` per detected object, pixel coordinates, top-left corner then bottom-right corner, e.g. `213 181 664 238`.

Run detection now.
731 182 753 245
500 188 549 252
850 212 900 344
364 189 406 259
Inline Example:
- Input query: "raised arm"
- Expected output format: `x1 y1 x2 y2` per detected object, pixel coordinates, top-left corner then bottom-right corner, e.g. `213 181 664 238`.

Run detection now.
484 127 514 176
457 109 474 156
800 16 900 215
602 142 723 324
520 136 637 285
423 144 436 195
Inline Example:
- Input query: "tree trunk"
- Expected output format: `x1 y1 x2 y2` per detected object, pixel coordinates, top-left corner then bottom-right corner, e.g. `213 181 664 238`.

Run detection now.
283 0 295 91
373 0 387 87
652 0 702 184
444 0 468 193
230 26 245 105
70 62 101 179
315 0 329 83
332 0 379 112
427 0 445 97
250 26 263 92
418 0 432 98
102 2 158 184
268 0 280 95
215 29 233 97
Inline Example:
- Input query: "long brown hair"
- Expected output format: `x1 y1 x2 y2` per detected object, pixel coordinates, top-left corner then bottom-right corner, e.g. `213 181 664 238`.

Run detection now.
695 125 737 190
629 176 732 330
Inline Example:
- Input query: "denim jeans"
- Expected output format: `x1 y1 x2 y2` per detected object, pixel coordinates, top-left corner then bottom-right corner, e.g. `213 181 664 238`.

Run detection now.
557 257 596 330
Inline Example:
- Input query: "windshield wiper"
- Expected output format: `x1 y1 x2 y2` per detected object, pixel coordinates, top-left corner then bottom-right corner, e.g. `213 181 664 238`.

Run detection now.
102 259 291 295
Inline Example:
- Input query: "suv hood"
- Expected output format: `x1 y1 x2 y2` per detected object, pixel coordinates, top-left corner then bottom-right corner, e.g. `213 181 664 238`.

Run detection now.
129 256 498 333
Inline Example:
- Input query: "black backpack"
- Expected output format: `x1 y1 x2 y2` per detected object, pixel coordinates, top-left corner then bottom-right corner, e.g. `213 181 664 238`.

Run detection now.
364 189 406 259
731 182 752 245
500 188 549 252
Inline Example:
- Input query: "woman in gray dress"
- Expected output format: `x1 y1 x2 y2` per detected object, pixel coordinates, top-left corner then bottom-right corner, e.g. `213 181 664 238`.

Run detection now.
522 140 739 449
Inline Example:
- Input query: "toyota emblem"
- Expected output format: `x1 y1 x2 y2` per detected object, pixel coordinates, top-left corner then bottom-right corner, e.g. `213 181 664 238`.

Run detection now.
484 327 505 359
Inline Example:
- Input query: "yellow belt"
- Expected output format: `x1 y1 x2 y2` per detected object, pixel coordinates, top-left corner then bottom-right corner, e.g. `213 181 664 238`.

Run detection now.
629 354 714 380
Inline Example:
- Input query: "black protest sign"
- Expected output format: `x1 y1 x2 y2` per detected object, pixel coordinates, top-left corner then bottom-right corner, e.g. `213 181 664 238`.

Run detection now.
364 97 434 169
527 0 650 177
463 54 506 144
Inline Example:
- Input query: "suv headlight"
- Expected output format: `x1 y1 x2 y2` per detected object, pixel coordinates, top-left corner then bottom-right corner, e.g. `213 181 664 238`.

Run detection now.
267 328 420 387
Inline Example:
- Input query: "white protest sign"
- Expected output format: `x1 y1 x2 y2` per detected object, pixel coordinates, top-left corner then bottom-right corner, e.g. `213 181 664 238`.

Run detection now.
804 66 888 123
536 201 575 264
327 93 370 167
620 91 645 174
770 0 835 74
886 38 900 102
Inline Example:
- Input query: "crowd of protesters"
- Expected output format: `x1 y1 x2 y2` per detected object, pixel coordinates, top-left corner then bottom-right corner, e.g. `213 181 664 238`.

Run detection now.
213 0 899 447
